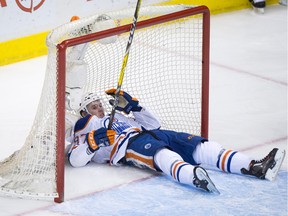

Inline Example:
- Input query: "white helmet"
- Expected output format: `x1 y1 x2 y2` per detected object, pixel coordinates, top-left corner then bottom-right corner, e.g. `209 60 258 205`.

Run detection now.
78 92 101 117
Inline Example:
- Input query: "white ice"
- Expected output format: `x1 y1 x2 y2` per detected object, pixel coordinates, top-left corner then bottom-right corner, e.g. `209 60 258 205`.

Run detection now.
0 4 287 216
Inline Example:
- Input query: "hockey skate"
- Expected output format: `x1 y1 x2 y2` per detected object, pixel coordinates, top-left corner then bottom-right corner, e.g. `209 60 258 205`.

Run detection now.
249 0 266 13
193 166 220 194
241 148 286 181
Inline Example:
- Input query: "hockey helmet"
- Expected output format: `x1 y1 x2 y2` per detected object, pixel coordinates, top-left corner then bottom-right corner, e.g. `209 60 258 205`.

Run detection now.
78 92 101 117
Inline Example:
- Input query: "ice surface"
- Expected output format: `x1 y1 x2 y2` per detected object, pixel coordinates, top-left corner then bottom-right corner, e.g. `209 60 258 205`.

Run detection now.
49 171 287 216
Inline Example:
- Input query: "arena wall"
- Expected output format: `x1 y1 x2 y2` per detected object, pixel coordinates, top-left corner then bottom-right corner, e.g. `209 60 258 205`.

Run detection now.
0 0 278 66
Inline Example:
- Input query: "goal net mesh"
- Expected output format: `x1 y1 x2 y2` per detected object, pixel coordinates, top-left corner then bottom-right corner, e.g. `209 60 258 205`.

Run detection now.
0 5 209 200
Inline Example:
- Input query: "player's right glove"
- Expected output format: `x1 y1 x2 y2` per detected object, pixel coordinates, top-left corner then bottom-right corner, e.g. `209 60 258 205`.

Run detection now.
105 88 142 114
85 128 116 153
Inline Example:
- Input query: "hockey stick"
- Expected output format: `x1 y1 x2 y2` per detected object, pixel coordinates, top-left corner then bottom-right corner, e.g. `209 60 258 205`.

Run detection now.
108 0 142 129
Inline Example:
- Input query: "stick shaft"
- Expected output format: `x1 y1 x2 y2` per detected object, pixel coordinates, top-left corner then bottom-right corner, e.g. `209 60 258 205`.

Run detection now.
108 0 142 129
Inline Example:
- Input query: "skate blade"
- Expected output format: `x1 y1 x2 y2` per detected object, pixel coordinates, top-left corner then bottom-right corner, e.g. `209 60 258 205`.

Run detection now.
207 182 220 195
208 183 220 195
265 149 286 181
196 169 220 194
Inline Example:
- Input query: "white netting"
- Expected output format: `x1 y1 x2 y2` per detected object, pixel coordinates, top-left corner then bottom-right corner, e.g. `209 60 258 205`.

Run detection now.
80 6 205 134
0 5 208 200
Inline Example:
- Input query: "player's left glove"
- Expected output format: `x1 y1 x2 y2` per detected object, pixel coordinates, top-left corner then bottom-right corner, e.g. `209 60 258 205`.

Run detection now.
85 128 116 153
105 88 142 114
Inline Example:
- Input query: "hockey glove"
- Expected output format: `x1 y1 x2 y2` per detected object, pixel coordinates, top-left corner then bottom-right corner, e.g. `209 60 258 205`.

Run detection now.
85 128 116 153
105 88 142 114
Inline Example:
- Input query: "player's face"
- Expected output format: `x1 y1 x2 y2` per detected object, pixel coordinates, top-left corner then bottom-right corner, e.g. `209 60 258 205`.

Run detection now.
86 100 105 118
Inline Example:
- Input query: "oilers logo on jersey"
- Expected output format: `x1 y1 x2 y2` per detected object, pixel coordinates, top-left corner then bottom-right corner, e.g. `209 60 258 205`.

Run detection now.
103 117 132 134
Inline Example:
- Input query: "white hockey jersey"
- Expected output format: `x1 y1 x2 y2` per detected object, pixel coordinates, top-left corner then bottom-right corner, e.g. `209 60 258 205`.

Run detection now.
68 108 161 167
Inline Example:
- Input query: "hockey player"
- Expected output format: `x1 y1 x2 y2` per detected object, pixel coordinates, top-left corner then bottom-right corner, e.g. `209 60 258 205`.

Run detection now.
67 89 286 194
249 0 266 13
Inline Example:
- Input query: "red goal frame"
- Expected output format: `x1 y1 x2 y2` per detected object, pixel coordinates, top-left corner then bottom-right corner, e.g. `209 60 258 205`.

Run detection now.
55 5 210 203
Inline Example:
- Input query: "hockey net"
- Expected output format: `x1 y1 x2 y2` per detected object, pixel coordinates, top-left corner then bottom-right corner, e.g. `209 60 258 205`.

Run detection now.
0 5 210 202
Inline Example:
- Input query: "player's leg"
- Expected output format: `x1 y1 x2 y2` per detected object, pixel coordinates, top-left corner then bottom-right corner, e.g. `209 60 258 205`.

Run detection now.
192 141 251 174
126 132 219 193
154 148 219 193
192 141 285 180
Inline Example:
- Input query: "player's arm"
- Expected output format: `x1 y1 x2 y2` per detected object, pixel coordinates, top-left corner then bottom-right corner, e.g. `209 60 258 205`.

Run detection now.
68 127 116 167
105 88 161 130
132 107 161 130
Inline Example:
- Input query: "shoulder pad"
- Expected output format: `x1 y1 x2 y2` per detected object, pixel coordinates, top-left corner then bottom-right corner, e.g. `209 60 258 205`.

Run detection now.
74 115 92 132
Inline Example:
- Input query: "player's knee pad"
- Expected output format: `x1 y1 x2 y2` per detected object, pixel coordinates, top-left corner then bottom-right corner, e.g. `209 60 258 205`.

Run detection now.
154 148 183 173
192 141 224 166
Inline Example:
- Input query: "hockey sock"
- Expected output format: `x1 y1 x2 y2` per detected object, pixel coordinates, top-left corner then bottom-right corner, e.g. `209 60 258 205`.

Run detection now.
154 148 196 185
193 141 251 174
216 150 251 174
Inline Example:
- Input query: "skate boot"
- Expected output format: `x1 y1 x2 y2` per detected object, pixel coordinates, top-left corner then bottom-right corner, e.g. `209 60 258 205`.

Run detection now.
249 0 266 13
241 148 286 181
193 166 220 194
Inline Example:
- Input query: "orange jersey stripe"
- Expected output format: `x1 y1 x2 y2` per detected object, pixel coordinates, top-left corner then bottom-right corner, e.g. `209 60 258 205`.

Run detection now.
110 134 125 162
109 128 142 165
126 150 155 170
